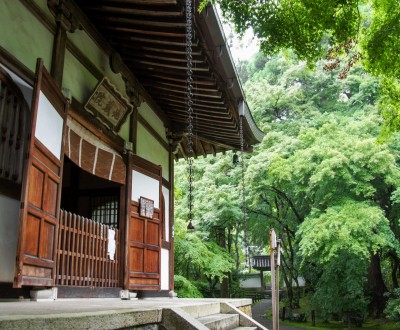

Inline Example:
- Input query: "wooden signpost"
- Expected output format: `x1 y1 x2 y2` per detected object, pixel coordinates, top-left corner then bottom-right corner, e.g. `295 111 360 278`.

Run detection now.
270 228 281 330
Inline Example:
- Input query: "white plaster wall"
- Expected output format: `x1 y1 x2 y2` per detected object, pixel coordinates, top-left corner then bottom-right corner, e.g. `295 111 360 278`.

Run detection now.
0 195 19 282
162 187 169 241
35 92 63 159
161 248 169 290
240 276 262 288
0 64 33 105
131 170 159 208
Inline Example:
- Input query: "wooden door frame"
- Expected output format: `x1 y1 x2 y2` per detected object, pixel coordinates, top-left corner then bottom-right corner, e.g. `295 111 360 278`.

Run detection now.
14 58 68 287
124 154 163 291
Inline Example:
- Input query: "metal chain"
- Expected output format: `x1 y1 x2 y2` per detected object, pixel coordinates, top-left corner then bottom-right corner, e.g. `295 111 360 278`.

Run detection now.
240 114 249 268
186 0 194 222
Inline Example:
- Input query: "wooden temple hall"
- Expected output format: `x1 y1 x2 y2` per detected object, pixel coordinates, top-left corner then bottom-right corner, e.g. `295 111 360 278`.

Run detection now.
0 0 263 299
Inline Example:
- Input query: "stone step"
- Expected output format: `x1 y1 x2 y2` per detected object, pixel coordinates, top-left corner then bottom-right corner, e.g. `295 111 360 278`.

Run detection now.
198 313 239 330
181 302 221 318
232 327 258 330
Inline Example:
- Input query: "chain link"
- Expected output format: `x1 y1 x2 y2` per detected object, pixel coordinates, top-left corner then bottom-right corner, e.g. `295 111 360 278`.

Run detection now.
186 0 194 222
240 114 249 268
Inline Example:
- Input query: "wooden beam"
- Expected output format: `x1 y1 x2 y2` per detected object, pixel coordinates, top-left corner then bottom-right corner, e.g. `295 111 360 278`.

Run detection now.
149 90 225 105
199 140 207 158
112 42 202 56
104 26 185 38
211 144 216 157
126 59 209 72
136 73 215 86
95 0 178 5
155 97 228 112
112 35 189 47
122 49 205 64
80 5 183 17
148 84 222 99
179 142 187 160
139 80 219 93
90 15 186 28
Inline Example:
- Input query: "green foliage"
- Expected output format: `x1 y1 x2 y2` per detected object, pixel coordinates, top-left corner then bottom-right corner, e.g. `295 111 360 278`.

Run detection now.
298 202 396 263
312 252 369 317
361 0 400 81
384 288 400 321
174 50 400 312
201 0 361 63
199 0 400 133
174 217 234 282
174 275 203 298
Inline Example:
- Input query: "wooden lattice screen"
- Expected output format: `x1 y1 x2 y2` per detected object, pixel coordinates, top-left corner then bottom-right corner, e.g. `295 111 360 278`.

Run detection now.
0 67 30 184
90 195 119 228
57 210 120 287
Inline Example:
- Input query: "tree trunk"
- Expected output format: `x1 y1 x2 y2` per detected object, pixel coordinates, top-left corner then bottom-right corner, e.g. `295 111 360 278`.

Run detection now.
234 229 240 270
281 263 294 308
218 227 229 298
390 253 400 289
367 252 388 317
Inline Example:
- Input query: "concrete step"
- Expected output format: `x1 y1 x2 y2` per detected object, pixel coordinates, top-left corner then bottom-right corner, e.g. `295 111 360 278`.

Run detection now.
198 313 239 330
232 327 258 330
181 302 221 318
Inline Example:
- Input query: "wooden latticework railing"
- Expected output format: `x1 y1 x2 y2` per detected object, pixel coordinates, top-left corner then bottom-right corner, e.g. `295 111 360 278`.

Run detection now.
56 210 120 287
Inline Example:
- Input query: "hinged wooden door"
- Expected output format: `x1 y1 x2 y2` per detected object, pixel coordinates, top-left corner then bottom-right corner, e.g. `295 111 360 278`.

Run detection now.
14 59 68 287
126 155 162 291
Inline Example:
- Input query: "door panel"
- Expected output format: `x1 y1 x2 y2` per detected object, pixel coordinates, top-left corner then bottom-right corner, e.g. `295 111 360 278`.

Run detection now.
14 59 68 287
126 156 162 291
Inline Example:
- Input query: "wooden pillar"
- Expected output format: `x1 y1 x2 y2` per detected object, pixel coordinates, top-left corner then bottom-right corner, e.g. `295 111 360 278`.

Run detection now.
129 108 138 154
270 229 278 330
48 0 81 86
50 22 67 86
169 143 175 291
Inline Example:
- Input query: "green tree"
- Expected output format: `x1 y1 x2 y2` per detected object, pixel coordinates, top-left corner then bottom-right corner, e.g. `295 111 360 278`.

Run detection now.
200 0 400 133
242 53 400 314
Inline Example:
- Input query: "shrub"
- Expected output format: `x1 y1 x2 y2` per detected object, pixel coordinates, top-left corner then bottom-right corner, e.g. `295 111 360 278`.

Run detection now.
174 275 203 298
385 288 400 321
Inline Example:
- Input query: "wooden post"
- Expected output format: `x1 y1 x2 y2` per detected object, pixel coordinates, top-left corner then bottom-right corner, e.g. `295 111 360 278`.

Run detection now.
260 270 264 289
270 229 278 330
276 239 281 329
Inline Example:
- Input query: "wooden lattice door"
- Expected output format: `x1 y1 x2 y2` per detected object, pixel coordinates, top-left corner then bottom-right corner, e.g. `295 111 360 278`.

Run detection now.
14 59 68 287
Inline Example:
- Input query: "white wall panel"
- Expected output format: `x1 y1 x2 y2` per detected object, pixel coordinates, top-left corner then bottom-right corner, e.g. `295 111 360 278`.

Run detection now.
0 195 19 282
131 170 160 208
35 92 63 159
161 248 170 290
162 187 169 241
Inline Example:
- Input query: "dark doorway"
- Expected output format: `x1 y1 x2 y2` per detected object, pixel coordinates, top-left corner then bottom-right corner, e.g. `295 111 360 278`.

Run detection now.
61 157 121 228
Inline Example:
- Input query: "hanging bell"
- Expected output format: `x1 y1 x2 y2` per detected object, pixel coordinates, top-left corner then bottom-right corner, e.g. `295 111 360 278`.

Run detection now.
232 152 239 166
187 220 195 231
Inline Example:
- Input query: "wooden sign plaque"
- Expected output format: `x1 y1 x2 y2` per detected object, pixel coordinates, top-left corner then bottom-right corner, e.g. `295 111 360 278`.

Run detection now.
139 196 154 219
84 77 133 133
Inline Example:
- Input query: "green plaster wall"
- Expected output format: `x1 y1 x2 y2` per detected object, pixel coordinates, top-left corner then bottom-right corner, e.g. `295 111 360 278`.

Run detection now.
0 0 53 72
67 30 130 141
139 103 168 143
137 123 169 180
67 30 127 98
118 118 130 142
63 50 98 104
33 0 53 21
